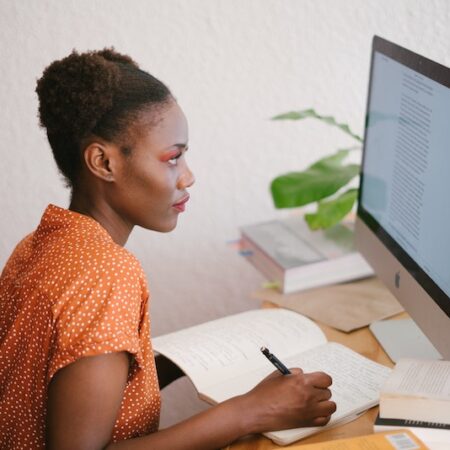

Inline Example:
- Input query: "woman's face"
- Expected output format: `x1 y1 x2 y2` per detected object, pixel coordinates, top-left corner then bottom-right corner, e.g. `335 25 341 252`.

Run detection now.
108 101 195 233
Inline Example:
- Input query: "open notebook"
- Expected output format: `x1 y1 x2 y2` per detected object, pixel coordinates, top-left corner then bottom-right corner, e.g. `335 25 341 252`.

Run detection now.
153 309 391 446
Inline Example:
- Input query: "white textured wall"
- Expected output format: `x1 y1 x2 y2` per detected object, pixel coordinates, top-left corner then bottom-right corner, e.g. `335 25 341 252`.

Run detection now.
1 0 449 427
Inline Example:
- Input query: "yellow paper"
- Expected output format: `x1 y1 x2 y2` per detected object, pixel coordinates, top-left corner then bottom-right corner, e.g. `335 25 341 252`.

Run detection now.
283 430 428 449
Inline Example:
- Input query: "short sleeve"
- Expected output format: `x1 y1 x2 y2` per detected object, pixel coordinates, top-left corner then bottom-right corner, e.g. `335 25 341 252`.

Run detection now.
47 257 147 382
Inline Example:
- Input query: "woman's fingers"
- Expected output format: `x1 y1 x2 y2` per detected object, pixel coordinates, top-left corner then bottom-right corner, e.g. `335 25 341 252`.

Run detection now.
245 367 337 432
311 415 333 427
306 371 333 388
314 399 337 417
262 367 303 381
316 387 332 402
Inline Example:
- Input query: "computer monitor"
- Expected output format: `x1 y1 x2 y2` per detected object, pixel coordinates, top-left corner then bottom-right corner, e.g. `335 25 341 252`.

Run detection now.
355 36 450 361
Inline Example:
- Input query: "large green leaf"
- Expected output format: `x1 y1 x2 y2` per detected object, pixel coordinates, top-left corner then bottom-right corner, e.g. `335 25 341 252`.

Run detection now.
305 188 358 230
310 149 350 170
270 150 360 208
272 108 363 142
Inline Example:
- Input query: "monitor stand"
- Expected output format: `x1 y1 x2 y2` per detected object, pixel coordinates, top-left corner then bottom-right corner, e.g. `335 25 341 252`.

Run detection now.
369 318 442 363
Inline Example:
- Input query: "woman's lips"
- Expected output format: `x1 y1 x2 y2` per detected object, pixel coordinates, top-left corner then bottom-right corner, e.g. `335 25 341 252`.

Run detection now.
173 195 190 212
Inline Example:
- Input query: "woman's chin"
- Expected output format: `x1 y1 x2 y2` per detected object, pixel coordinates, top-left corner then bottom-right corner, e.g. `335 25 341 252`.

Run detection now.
141 217 178 233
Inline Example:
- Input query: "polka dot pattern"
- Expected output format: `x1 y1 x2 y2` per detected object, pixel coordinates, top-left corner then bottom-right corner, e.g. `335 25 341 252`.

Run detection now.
0 205 161 448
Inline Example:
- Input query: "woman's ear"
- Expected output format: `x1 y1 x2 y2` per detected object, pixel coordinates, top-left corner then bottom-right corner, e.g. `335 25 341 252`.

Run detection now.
83 141 118 182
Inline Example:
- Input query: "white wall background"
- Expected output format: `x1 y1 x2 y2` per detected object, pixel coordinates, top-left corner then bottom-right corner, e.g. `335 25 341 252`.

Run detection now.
1 0 449 427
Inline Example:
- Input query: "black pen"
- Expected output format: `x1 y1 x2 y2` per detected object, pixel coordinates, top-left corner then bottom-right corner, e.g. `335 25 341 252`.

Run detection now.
260 346 291 375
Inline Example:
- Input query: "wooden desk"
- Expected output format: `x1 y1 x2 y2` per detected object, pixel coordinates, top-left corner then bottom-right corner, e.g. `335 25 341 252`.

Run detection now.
226 298 403 450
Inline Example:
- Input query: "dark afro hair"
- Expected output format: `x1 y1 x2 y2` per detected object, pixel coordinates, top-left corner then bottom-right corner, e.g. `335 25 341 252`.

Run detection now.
36 48 172 188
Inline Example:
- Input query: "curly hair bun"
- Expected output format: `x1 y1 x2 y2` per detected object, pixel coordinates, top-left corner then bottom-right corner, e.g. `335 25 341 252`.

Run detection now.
36 48 138 139
92 49 139 68
35 48 172 188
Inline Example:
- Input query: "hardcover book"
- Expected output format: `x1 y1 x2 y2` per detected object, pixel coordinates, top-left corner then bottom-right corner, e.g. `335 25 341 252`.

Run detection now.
239 216 373 294
374 413 450 447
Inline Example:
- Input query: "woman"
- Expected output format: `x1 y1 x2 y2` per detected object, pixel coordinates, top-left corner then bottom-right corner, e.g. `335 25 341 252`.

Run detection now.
0 49 336 449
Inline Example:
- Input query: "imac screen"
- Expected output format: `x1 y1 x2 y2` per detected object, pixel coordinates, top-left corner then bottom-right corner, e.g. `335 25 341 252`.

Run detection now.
358 38 450 319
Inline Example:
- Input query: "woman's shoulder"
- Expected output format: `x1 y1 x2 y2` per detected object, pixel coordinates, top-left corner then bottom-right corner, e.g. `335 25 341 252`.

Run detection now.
28 223 147 296
66 237 146 286
1 232 35 277
48 238 148 320
102 241 147 281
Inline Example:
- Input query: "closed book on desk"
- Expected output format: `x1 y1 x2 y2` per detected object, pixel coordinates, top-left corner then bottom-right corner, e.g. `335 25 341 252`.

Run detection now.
374 413 450 447
239 216 373 294
379 358 450 424
152 309 391 446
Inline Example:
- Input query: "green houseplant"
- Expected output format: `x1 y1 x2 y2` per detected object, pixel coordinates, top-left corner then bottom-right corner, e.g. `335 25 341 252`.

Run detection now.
270 109 363 230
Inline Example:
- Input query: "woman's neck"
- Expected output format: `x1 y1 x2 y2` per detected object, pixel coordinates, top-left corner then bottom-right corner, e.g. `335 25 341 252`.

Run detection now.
69 191 133 246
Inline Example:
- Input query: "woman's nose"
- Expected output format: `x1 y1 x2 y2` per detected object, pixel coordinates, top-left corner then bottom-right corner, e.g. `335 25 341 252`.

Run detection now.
177 163 195 190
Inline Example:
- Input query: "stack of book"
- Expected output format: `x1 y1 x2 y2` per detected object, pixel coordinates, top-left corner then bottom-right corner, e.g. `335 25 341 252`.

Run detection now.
239 215 373 294
375 358 450 447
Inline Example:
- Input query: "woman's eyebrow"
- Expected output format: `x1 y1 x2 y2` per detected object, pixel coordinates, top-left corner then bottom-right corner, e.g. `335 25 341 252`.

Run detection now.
164 143 188 151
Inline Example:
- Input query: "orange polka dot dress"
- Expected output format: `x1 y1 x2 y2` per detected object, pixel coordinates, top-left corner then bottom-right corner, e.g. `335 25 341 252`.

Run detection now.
0 205 161 449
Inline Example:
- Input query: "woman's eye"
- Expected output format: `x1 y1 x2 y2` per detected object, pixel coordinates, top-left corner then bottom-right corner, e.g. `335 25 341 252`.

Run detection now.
168 152 182 166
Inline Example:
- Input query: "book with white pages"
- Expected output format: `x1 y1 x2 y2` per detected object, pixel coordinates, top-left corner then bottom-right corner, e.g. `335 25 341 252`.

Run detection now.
152 309 392 446
239 216 373 294
379 358 450 424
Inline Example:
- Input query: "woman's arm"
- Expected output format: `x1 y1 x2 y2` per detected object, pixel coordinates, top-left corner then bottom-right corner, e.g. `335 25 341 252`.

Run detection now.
46 352 130 450
46 352 336 450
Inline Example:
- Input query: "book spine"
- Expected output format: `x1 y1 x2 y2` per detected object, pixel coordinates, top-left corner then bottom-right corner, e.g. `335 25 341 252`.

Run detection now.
375 416 450 430
374 420 450 445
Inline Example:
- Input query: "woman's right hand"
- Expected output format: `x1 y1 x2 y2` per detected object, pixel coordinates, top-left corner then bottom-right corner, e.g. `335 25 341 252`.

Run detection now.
238 368 337 434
